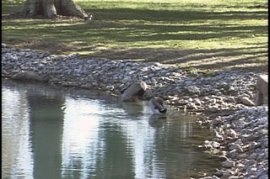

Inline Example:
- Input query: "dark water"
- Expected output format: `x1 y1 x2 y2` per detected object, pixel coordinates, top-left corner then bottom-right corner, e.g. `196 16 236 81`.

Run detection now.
2 79 221 179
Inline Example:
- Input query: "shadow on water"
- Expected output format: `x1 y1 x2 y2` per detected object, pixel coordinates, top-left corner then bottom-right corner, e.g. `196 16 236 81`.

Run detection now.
2 79 222 179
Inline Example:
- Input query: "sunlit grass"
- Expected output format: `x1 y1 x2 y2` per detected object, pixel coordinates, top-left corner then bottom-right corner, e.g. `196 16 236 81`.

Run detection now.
2 0 268 72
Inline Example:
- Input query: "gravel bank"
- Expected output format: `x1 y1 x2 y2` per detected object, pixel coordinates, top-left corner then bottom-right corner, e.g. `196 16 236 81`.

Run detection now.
199 106 268 179
2 46 261 113
2 45 268 178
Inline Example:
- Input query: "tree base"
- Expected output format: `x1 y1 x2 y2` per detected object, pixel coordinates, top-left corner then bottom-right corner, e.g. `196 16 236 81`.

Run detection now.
21 0 88 19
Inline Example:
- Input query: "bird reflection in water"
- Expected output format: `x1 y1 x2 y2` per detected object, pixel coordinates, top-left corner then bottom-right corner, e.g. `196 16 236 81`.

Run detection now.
148 114 167 128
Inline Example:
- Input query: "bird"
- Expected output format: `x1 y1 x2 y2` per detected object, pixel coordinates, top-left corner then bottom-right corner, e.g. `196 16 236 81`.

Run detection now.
120 81 167 114
149 97 167 114
120 81 148 102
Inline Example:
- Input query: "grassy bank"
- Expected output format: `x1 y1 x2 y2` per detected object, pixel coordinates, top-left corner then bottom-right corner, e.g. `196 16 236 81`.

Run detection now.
2 0 268 73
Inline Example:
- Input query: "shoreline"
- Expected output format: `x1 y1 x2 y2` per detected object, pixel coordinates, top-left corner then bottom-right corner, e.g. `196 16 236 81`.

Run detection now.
2 46 268 178
2 46 261 114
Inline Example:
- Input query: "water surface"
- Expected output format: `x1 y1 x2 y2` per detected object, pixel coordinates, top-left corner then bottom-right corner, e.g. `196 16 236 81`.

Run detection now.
2 79 221 179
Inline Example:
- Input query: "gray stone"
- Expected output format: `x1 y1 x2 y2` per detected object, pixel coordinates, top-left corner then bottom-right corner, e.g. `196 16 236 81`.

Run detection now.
186 85 200 94
239 96 255 106
222 159 235 168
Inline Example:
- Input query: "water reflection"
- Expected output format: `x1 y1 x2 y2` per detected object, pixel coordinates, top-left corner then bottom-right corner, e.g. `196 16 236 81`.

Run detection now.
61 98 103 178
148 114 167 128
2 79 221 179
121 101 145 117
2 88 33 178
27 91 65 179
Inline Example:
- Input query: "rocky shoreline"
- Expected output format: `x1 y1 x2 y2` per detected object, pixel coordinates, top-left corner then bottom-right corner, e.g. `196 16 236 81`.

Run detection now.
2 45 268 178
2 46 261 113
199 106 268 179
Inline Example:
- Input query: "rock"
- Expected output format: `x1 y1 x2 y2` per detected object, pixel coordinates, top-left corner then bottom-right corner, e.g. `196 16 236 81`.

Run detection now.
186 85 200 94
187 102 198 110
214 169 224 177
208 105 219 112
212 141 221 148
226 129 238 139
226 96 236 103
258 174 268 179
222 170 235 177
228 149 238 158
194 98 202 105
239 96 255 106
212 116 222 127
177 99 188 105
222 159 235 168
228 143 243 152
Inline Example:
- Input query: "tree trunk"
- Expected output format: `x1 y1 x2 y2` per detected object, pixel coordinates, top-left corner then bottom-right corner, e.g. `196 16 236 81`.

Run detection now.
22 0 88 19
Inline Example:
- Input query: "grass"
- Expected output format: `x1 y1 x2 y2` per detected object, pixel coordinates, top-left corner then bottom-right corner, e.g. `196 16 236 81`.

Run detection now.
2 0 268 73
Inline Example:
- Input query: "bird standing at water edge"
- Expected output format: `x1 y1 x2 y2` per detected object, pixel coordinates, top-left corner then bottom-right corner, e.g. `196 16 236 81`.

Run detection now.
149 97 167 114
120 81 148 102
120 80 167 114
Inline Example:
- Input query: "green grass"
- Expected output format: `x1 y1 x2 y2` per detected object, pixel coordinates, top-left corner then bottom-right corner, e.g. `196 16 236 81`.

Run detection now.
2 0 268 73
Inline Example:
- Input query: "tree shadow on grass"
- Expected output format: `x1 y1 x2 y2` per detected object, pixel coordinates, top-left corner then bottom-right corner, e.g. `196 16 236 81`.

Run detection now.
83 7 267 21
2 3 268 73
79 44 268 73
3 5 268 42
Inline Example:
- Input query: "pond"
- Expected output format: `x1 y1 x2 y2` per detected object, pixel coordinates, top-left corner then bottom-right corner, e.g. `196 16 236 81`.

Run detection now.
2 79 221 179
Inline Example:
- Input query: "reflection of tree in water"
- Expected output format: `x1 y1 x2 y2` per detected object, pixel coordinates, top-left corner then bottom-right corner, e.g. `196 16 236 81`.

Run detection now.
94 122 134 178
27 92 65 179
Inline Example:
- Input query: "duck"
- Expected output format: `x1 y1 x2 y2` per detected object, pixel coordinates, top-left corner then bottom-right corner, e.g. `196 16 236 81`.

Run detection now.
149 97 167 114
120 81 148 102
